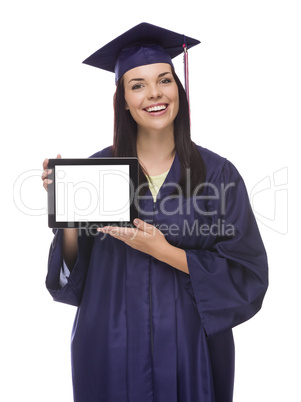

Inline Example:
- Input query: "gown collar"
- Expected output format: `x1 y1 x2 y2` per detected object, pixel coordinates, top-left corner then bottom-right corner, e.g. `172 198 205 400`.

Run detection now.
150 151 181 200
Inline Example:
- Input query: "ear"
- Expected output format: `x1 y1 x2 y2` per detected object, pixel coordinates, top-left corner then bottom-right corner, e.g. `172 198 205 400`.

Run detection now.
125 101 129 111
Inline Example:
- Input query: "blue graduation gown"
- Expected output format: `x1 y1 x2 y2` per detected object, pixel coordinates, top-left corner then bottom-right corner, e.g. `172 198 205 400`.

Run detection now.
46 145 268 402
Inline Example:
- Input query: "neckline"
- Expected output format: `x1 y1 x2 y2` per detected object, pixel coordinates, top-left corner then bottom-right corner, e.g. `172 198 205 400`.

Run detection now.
144 151 180 201
148 170 170 180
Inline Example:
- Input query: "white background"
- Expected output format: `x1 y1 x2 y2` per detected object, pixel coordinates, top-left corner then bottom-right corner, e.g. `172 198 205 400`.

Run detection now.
55 165 130 222
1 0 300 400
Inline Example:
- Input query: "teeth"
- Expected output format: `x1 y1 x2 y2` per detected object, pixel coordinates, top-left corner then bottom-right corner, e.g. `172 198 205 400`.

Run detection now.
146 105 167 112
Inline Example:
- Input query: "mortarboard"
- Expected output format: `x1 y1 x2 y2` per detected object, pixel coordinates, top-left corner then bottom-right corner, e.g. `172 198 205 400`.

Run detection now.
83 22 200 107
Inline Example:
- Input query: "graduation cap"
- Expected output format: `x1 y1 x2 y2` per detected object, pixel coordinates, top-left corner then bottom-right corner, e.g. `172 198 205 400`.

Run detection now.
83 22 200 107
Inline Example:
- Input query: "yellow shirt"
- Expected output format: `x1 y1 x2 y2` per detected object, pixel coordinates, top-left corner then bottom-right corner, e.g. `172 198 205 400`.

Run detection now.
146 170 169 202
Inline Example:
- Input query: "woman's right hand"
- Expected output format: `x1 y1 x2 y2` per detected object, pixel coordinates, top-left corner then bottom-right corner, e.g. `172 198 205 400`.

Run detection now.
42 154 61 191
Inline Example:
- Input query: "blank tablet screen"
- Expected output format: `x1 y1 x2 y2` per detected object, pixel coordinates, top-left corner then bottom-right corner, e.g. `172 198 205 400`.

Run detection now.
47 158 139 228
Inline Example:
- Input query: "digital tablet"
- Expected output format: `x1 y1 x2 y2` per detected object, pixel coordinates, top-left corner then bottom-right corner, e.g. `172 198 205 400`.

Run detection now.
47 158 139 229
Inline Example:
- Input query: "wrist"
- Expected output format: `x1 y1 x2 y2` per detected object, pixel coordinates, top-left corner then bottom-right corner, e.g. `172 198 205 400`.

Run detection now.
155 241 174 262
155 243 189 274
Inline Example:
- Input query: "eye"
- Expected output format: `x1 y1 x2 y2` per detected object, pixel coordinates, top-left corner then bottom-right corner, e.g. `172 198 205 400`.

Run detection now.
160 78 172 84
131 83 144 90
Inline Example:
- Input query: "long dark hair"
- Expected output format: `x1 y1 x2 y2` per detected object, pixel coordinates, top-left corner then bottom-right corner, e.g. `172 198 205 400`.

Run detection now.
112 68 206 197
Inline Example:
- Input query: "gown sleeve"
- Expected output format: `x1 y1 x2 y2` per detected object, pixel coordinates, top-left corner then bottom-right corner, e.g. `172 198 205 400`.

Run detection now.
45 146 111 306
45 229 94 306
185 161 268 337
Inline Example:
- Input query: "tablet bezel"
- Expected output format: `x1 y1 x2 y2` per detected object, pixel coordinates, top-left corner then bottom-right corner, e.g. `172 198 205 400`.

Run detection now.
47 158 139 228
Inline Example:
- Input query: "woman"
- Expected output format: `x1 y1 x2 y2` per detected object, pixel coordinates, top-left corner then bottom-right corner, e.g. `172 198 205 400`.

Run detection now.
43 23 268 402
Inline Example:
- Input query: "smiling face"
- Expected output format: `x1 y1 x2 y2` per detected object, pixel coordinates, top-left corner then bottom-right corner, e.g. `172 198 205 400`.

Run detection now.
123 63 179 134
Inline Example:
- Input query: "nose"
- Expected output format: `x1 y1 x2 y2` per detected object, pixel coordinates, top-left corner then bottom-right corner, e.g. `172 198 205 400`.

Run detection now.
147 84 162 100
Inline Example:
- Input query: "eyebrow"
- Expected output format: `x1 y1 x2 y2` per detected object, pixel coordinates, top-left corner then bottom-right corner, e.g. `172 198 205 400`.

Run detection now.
128 71 172 84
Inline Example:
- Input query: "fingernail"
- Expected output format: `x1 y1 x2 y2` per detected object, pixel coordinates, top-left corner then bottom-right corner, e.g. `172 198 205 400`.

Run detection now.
98 226 109 231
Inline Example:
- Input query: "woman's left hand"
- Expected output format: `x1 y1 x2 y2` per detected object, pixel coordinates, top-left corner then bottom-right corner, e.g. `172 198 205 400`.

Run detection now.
97 219 169 259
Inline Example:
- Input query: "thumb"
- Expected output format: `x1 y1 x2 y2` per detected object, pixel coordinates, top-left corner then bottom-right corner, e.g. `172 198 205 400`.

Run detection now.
134 219 155 233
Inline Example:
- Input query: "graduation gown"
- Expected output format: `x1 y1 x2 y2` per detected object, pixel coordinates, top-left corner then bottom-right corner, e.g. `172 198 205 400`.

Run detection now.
46 145 268 402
